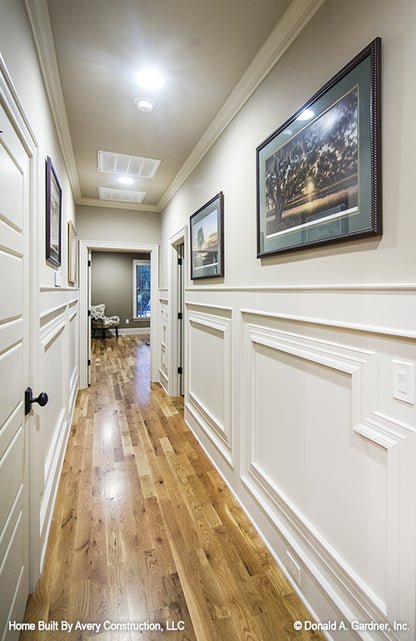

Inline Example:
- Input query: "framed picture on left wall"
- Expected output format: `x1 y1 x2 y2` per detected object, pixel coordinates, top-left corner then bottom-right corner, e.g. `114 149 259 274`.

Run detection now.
45 156 62 267
68 220 78 285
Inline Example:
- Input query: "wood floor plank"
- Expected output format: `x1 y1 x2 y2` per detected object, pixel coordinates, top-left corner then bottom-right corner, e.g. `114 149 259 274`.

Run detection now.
22 335 325 641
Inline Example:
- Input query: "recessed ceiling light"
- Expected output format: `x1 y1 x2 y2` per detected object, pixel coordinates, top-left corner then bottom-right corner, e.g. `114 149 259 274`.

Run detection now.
296 108 315 121
135 97 156 113
118 176 134 185
137 69 164 90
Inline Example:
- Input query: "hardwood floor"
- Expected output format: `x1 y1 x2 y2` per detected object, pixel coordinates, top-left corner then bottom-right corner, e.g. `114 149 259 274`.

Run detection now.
22 335 324 640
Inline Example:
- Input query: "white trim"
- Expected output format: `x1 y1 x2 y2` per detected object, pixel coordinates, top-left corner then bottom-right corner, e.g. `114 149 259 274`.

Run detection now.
167 228 187 396
241 319 416 635
188 283 416 292
23 0 81 200
118 327 150 336
241 307 416 341
79 240 159 389
187 307 234 467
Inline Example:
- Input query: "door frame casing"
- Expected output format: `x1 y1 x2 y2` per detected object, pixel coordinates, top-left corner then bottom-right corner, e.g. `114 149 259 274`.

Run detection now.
168 227 187 397
79 240 160 389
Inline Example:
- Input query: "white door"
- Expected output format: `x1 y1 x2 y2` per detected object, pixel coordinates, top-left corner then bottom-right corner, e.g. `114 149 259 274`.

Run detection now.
177 243 185 396
0 63 35 640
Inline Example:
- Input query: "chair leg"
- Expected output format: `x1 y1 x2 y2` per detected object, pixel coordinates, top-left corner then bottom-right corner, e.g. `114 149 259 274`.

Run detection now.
116 326 119 338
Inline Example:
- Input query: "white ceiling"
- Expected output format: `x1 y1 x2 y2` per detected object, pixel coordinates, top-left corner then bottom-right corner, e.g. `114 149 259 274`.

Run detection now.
27 0 324 211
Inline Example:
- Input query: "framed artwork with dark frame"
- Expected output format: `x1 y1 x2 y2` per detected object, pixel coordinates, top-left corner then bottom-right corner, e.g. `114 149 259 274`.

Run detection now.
68 220 78 285
190 192 224 280
45 156 62 267
46 156 62 267
256 37 382 257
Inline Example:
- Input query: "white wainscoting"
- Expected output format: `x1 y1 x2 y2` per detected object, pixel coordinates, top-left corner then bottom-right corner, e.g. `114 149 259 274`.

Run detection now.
176 285 416 641
185 303 234 467
37 288 79 569
159 291 169 393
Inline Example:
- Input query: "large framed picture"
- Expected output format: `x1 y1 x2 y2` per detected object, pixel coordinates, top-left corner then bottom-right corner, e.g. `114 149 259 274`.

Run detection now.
45 156 62 267
190 192 224 279
257 37 381 257
68 220 78 285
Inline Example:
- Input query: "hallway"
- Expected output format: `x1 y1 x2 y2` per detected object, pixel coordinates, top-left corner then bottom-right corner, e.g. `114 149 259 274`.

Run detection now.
22 336 324 641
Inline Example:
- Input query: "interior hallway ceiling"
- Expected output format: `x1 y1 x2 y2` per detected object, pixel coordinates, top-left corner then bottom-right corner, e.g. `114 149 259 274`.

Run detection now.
45 0 291 209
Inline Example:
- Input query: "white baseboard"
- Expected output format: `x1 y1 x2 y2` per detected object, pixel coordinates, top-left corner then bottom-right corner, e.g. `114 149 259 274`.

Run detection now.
119 327 150 335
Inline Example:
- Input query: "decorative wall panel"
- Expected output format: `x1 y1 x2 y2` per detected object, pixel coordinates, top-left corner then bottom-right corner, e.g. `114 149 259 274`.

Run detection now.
159 294 168 392
186 304 233 466
38 290 79 567
240 310 415 633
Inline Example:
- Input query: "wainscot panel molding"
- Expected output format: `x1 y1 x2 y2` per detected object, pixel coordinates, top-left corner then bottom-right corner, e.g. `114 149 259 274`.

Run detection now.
37 290 79 572
239 311 415 638
159 293 169 393
187 285 415 339
177 287 415 640
186 305 234 467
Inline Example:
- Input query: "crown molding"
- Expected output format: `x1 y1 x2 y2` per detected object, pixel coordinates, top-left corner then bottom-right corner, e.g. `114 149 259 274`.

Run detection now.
157 0 327 211
24 0 82 200
24 0 325 213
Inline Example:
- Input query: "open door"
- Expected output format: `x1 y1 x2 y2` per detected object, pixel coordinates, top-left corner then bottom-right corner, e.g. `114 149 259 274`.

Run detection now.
177 243 185 396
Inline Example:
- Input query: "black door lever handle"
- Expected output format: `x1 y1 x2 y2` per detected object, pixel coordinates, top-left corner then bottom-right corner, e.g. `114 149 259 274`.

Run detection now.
25 387 48 415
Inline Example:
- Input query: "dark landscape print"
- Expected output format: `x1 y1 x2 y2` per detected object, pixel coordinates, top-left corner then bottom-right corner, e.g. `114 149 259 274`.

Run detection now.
192 209 219 272
265 87 359 237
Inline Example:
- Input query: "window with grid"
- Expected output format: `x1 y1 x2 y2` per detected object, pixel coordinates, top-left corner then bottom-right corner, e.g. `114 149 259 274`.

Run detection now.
133 260 151 318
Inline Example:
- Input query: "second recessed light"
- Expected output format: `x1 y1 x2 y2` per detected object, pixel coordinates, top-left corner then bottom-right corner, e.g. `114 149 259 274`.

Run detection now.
135 97 156 113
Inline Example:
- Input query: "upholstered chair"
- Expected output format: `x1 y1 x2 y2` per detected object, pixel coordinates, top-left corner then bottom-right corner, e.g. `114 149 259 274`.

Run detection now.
91 304 120 338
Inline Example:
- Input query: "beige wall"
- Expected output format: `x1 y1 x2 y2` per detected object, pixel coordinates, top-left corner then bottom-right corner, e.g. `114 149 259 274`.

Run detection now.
76 204 161 246
160 0 416 288
91 251 150 330
1 0 77 290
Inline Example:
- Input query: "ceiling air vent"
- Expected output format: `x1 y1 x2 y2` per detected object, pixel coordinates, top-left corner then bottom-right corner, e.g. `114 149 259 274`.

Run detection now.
98 150 161 179
98 187 146 204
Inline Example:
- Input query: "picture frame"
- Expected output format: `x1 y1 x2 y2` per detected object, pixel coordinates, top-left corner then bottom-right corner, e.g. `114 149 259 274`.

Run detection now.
256 37 381 257
68 220 78 285
190 192 224 280
45 156 62 267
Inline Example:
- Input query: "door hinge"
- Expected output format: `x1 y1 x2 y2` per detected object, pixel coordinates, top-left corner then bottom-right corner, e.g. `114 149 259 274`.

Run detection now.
88 359 91 366
88 309 91 316
178 257 183 265
177 312 183 320
88 259 91 267
177 367 183 375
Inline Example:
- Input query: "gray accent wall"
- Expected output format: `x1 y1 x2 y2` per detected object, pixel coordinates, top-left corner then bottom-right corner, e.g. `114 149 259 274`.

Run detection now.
91 251 151 330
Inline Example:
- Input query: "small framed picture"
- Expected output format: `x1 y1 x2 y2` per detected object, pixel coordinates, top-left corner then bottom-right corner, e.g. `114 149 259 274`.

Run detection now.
190 192 224 280
68 220 78 285
257 38 382 257
45 156 62 267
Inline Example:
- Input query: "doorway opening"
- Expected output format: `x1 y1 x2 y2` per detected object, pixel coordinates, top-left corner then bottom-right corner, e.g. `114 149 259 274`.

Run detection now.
79 240 159 390
177 242 185 396
168 229 186 398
